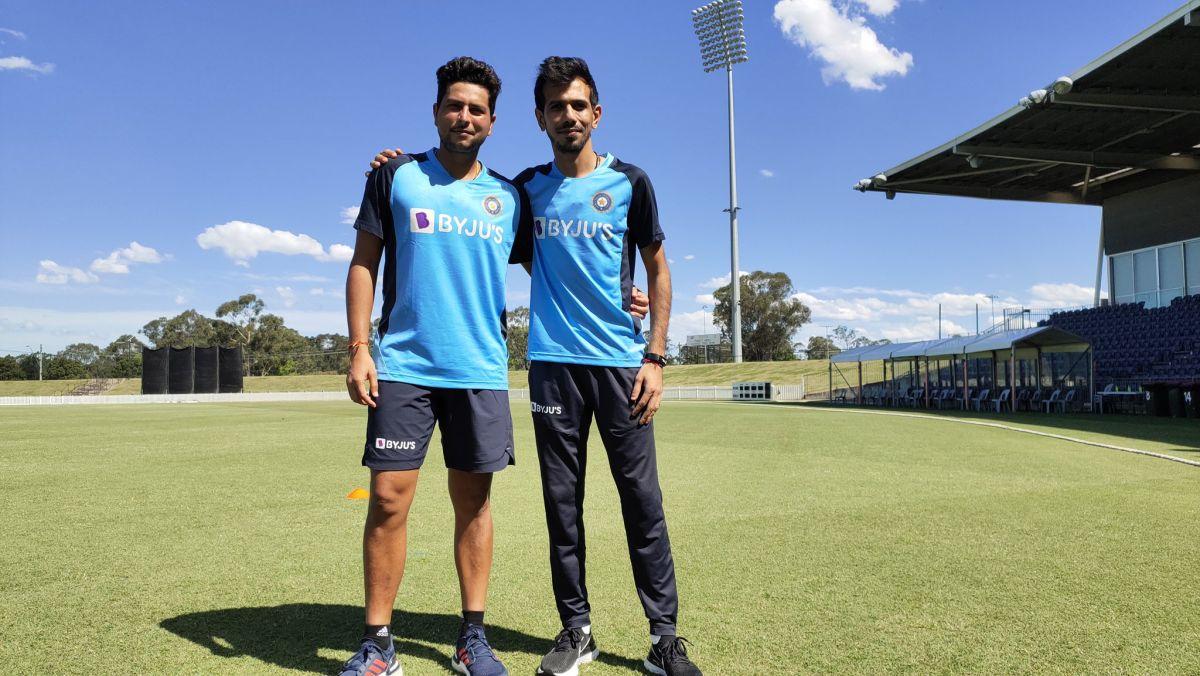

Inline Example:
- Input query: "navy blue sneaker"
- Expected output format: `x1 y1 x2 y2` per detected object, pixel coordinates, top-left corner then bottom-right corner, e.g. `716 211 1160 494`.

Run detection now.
337 639 402 676
450 623 508 676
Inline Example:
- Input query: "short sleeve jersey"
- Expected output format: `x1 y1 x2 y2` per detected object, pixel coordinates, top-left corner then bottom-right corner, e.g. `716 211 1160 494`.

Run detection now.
510 154 665 368
354 148 531 390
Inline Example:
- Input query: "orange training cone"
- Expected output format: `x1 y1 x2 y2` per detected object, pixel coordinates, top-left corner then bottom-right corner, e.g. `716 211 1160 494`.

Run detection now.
347 488 370 500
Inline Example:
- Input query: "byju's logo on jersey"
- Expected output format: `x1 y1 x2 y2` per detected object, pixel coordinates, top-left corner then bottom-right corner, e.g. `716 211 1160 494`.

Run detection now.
407 208 505 244
410 208 435 234
591 191 613 213
482 195 503 216
533 216 614 241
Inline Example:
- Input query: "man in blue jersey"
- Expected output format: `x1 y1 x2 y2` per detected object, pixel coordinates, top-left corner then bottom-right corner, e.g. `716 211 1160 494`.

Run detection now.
367 57 694 676
512 57 701 676
340 56 527 676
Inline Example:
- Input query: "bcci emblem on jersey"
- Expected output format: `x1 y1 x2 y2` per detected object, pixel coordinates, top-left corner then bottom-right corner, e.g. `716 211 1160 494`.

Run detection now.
482 195 503 216
591 191 613 213
410 208 435 234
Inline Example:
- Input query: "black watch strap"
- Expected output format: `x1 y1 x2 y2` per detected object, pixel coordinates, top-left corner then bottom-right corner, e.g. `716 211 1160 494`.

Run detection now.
642 352 667 367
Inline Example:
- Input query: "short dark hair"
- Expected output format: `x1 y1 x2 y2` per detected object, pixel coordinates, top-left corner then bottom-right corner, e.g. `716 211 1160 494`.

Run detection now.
436 56 501 114
534 56 599 111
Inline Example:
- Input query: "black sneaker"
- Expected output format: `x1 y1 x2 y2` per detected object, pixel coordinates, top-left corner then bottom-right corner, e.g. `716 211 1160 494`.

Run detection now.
537 627 599 676
644 636 701 676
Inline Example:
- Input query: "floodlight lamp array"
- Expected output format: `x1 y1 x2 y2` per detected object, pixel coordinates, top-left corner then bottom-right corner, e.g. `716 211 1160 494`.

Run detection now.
692 0 749 72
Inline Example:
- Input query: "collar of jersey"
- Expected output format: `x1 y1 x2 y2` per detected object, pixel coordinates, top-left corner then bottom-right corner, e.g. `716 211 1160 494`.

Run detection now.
548 152 614 180
426 146 489 183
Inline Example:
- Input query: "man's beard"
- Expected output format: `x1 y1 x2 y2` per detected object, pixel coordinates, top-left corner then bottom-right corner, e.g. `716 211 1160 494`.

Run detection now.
552 126 590 154
440 128 486 154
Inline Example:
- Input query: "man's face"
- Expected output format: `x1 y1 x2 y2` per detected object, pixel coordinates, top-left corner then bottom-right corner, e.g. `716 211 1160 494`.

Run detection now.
536 78 602 154
434 82 494 154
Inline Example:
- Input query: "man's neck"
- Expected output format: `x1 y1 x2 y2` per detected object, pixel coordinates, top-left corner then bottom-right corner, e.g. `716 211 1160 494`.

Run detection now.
553 140 601 178
436 145 482 181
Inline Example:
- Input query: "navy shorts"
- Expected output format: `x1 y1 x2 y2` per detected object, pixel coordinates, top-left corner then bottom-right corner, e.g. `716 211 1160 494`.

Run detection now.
363 380 515 473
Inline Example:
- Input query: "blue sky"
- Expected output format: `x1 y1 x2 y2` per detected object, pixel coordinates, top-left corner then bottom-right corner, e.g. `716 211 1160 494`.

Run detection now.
0 0 1184 353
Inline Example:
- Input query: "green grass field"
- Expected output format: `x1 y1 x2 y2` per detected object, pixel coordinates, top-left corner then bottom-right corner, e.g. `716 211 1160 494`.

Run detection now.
1 401 1198 674
0 359 886 398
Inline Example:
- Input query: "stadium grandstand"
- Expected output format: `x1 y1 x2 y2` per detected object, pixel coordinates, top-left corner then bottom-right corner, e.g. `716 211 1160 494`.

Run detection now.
852 0 1200 416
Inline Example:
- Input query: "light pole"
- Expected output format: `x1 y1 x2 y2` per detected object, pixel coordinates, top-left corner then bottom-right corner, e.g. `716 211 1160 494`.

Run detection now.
986 294 998 330
701 304 710 363
692 0 748 363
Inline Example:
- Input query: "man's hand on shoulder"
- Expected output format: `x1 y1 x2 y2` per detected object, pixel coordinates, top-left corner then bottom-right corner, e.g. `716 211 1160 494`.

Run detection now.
365 147 405 176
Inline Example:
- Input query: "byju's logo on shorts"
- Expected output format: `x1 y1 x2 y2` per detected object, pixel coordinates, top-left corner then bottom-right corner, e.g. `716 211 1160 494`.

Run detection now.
375 438 417 451
408 207 505 244
531 401 563 415
410 208 434 233
591 191 613 213
482 195 503 216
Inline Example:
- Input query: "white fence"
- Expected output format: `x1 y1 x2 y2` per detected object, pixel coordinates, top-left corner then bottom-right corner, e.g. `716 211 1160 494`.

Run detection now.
1 383 807 407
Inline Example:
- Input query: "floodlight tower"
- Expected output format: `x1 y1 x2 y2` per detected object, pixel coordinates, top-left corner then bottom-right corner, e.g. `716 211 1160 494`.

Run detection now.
692 0 748 363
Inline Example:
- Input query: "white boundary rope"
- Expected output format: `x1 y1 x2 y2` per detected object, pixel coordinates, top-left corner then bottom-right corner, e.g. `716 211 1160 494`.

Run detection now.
678 401 1200 469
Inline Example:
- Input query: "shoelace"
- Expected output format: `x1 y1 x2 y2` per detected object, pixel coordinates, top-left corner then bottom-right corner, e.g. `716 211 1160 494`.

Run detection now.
658 636 693 664
553 627 584 652
463 626 494 660
345 641 383 670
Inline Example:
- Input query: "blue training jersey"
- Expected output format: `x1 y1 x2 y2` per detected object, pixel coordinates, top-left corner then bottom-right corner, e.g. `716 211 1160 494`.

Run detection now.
510 154 666 367
354 148 530 390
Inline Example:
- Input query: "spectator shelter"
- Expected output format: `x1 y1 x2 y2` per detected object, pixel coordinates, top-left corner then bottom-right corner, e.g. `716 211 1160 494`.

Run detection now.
829 327 1092 412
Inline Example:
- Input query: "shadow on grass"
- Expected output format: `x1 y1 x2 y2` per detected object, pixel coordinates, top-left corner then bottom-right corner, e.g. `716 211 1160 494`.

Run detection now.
788 401 1200 455
161 603 643 674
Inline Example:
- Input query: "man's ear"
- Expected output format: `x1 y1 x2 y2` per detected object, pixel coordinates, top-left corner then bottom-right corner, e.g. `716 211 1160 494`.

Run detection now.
592 104 603 129
432 102 439 124
535 108 546 132
488 114 496 137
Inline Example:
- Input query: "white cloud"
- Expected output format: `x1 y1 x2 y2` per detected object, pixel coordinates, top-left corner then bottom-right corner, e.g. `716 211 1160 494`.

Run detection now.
196 220 352 265
1028 282 1097 308
0 27 27 40
36 260 98 285
276 286 297 308
174 295 186 305
0 56 54 74
340 206 360 224
326 243 354 262
759 169 775 178
695 294 716 305
773 0 913 91
309 287 344 298
684 254 695 261
857 0 899 16
699 270 750 290
90 241 167 274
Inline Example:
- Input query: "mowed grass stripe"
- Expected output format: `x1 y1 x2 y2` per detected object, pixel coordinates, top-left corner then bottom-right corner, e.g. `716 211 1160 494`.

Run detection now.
0 402 1197 673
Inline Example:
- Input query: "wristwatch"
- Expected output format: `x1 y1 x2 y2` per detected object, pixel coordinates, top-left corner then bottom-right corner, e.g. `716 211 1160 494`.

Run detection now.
642 352 667 367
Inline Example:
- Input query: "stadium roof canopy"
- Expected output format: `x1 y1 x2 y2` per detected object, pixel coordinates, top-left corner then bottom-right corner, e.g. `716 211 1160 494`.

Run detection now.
855 1 1200 206
829 327 1088 363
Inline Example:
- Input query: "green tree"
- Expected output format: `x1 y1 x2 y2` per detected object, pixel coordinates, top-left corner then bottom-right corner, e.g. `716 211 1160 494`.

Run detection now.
141 310 216 348
806 335 839 360
506 306 530 371
18 354 40 380
713 271 812 361
97 335 145 378
831 325 888 349
310 333 349 373
247 314 310 375
0 355 22 380
215 294 265 347
46 356 87 380
60 343 101 367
